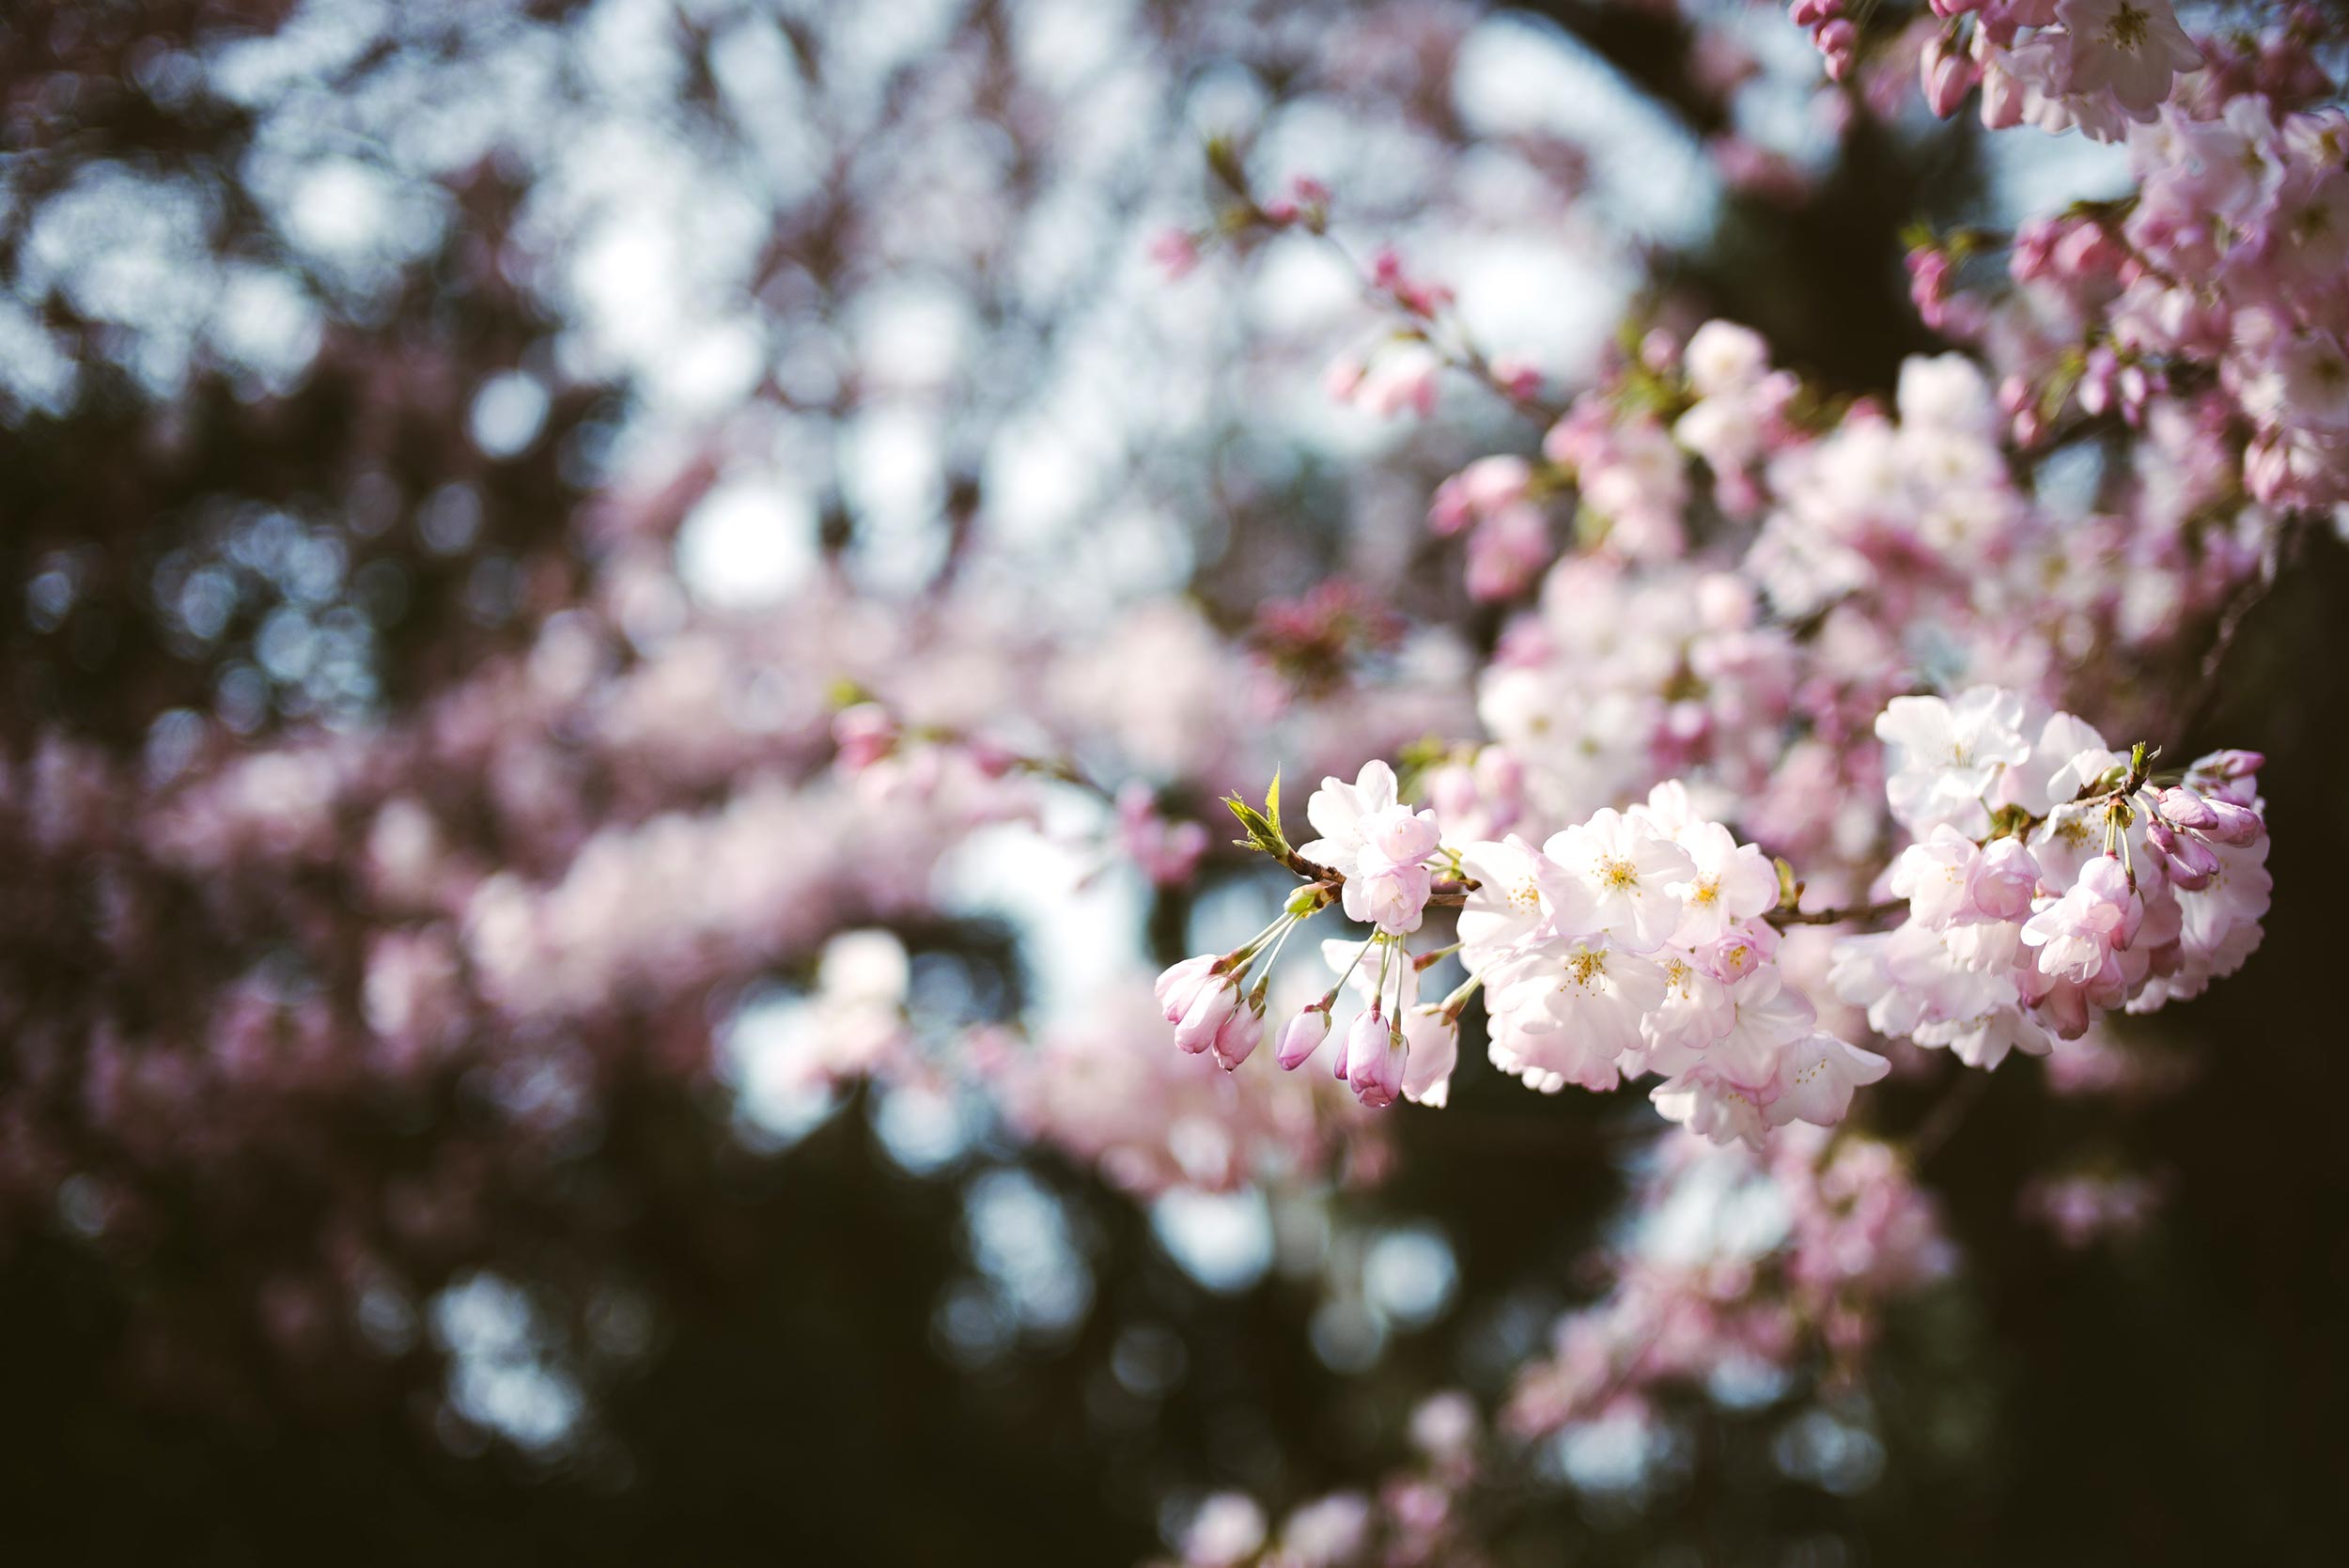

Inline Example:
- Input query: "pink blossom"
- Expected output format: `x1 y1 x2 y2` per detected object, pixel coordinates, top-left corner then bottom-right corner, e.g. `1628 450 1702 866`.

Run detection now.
2056 0 2202 118
2020 853 2141 987
1149 226 1203 279
1344 856 1435 935
1540 808 1698 954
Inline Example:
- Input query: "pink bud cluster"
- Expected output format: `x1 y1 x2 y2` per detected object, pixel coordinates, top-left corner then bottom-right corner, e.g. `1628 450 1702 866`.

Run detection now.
989 981 1384 1202
2121 101 2349 508
1788 0 1859 84
1899 0 2206 140
1155 762 1463 1110
1832 688 2269 1063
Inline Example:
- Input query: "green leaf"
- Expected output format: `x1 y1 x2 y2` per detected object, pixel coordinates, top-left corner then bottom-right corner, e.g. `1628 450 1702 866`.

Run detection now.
1266 768 1284 846
1224 794 1283 859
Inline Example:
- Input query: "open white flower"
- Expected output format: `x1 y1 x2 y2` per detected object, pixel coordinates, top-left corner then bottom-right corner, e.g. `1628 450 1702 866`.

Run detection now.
1539 807 1696 953
1296 760 1401 871
1875 687 2030 836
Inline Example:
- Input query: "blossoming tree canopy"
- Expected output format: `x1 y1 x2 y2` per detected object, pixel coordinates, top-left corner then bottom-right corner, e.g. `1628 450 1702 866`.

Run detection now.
1157 698 2265 1141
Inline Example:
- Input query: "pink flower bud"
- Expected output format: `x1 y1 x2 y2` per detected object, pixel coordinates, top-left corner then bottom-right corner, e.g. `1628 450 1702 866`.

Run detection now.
2152 786 2218 831
1276 1004 1331 1071
1210 1000 1263 1072
1174 976 1240 1054
2146 817 2218 891
1344 1007 1407 1109
2195 749 2264 781
1155 954 1218 1024
2200 798 2263 847
1475 746 1525 818
2053 223 2122 281
1921 34 1978 118
1816 20 1858 80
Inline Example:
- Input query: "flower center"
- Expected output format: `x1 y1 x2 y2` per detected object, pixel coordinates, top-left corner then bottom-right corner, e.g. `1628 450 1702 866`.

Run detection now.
2107 3 2150 51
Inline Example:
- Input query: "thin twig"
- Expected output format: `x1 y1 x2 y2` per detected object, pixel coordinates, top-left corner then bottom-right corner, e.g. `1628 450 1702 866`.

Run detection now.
1766 896 1905 928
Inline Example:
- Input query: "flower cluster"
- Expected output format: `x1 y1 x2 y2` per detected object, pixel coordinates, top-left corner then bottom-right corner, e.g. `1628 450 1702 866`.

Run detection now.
1157 676 2271 1148
1462 784 1889 1146
1820 0 2205 140
2116 99 2349 509
1157 759 1876 1144
1155 762 1468 1108
1893 16 2349 514
1832 688 2270 1064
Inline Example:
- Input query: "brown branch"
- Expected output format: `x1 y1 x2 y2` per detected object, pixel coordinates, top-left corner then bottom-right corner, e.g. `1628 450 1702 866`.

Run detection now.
1766 896 1906 928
